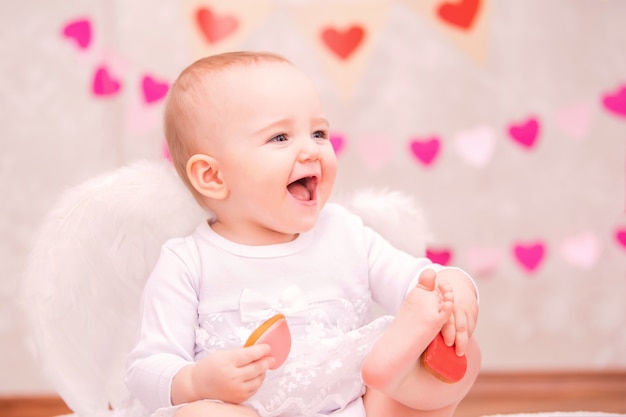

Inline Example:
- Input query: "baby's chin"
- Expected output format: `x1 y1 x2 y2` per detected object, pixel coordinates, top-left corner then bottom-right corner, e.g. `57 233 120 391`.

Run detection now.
280 217 320 236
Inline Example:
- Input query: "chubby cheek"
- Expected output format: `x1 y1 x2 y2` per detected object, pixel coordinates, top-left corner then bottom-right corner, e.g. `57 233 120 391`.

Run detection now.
228 155 285 193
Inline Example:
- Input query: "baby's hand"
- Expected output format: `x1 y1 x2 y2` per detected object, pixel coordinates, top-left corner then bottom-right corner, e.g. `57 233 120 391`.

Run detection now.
435 269 479 356
191 344 275 404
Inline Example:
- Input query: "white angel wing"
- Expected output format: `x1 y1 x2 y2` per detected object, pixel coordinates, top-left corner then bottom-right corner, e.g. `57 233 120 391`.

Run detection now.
20 161 429 416
20 160 206 416
336 188 430 257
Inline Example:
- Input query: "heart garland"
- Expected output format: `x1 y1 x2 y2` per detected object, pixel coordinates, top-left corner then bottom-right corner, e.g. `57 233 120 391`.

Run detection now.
409 137 441 166
437 0 482 31
92 65 122 96
330 133 347 156
320 25 365 60
426 247 453 266
615 228 626 250
59 10 626 278
601 84 626 118
196 7 239 44
62 18 92 50
512 241 546 274
141 75 169 104
62 16 173 106
507 116 540 149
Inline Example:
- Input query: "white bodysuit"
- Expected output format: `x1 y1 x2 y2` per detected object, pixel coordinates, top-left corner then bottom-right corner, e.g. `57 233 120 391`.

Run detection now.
125 203 467 417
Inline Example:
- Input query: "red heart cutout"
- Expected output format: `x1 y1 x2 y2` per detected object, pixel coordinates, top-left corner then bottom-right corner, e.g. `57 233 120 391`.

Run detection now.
426 247 452 266
409 137 441 166
437 0 482 30
601 85 626 118
142 75 169 104
196 7 238 44
321 25 365 60
508 117 540 149
512 241 546 273
62 18 91 49
92 65 121 96
422 333 467 383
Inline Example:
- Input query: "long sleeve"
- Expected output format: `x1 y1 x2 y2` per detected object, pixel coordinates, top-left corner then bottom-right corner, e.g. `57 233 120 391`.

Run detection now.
125 239 200 411
363 224 432 313
363 223 478 313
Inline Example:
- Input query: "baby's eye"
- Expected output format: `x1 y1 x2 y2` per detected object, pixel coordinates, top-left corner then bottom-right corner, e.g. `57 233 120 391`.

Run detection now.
312 130 328 140
269 134 288 143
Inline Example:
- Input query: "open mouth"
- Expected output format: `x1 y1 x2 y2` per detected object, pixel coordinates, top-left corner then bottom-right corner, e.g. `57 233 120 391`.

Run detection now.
287 176 318 201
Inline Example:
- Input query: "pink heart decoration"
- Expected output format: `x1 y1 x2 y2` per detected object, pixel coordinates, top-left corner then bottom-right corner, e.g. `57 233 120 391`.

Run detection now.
330 133 346 156
559 231 600 269
512 241 546 273
409 137 441 166
555 103 592 139
92 65 121 96
507 117 540 149
615 227 626 249
453 126 496 167
465 247 501 278
62 18 92 50
601 85 626 118
426 247 452 266
142 75 169 104
357 136 393 170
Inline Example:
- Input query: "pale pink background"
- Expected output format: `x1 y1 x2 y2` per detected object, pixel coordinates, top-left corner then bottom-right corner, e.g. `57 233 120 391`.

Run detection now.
1 0 625 394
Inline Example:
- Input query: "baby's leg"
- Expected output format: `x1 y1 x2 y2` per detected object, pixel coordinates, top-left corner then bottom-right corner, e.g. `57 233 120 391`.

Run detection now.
363 338 480 417
174 400 260 417
362 269 481 417
362 269 453 391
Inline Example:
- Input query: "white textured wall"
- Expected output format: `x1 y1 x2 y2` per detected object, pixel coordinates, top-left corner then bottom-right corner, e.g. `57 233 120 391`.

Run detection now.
1 0 625 394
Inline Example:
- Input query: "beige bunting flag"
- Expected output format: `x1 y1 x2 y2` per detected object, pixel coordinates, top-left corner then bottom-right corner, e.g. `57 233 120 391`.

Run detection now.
404 0 489 65
291 0 391 102
182 0 273 58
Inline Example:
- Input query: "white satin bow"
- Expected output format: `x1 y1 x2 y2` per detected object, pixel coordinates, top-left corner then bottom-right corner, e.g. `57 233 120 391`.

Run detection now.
239 285 310 322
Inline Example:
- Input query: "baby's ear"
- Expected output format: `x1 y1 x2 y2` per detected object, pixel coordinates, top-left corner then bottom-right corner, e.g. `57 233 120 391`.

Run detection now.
186 154 229 200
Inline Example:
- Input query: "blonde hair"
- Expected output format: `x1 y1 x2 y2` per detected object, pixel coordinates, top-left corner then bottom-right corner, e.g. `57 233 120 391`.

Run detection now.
163 51 293 202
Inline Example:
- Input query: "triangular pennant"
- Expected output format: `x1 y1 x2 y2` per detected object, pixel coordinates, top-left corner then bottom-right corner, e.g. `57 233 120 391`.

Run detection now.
291 0 390 102
404 0 489 65
181 0 273 58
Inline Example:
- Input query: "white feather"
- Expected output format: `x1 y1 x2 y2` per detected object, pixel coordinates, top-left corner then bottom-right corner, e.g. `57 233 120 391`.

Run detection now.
19 162 429 416
20 160 205 416
335 188 431 257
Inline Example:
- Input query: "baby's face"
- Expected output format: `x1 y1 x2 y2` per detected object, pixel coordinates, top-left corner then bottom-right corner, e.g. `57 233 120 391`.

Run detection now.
199 61 337 244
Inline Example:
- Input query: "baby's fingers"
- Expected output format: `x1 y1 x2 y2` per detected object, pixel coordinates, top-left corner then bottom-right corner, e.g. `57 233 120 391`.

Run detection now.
239 369 267 398
234 344 272 367
440 314 470 356
440 317 456 349
236 349 274 385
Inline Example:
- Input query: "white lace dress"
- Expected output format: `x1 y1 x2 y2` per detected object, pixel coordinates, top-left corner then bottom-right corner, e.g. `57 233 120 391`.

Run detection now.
198 298 391 416
126 205 442 417
144 295 391 417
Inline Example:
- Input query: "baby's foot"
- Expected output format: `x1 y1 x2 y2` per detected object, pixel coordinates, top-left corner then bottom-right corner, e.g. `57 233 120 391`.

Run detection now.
362 269 454 392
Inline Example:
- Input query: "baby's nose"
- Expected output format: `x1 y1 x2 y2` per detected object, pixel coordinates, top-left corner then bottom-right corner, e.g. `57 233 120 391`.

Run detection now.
298 139 322 162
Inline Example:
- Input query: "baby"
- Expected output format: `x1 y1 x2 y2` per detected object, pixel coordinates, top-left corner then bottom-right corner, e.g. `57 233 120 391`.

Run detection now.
125 51 481 417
